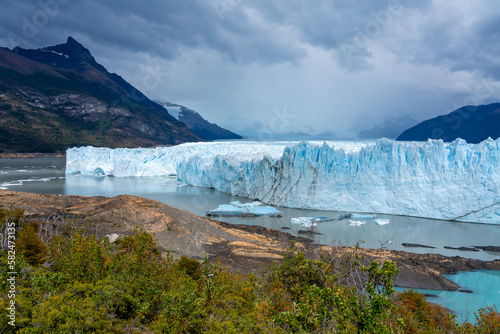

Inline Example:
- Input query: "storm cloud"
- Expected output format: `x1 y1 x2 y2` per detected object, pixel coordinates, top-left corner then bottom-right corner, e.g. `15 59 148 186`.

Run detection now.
1 0 499 137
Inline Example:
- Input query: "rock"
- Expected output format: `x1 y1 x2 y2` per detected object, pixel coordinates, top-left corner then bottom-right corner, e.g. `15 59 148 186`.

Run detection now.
297 230 322 235
473 246 500 253
106 233 120 243
281 227 290 230
444 246 480 252
42 261 53 268
402 243 436 249
458 288 473 293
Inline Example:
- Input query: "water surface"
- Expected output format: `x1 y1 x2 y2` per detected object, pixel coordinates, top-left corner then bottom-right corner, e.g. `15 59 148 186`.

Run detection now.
1 157 499 261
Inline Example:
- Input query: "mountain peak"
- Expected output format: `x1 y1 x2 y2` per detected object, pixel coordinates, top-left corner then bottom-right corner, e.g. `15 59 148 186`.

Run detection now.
50 36 93 61
12 36 105 72
66 36 79 45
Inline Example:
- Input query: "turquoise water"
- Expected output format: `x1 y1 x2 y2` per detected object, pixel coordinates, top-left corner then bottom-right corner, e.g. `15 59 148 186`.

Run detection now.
395 270 500 323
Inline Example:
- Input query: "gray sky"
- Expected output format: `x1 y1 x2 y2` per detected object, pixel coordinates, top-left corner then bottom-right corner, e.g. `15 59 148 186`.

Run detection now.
1 0 499 137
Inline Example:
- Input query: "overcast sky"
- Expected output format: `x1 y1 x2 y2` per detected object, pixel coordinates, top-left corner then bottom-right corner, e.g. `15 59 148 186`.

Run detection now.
1 0 499 137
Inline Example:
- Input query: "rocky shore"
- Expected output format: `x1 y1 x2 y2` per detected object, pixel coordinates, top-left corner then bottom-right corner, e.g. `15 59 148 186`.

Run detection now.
0 152 65 159
1 189 499 291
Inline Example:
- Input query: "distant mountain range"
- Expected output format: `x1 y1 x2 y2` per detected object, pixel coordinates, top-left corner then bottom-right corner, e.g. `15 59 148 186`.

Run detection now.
158 102 241 141
397 103 500 143
358 114 419 139
0 37 239 153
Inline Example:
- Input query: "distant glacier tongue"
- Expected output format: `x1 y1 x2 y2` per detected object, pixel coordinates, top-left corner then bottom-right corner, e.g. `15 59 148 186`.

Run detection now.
66 138 500 224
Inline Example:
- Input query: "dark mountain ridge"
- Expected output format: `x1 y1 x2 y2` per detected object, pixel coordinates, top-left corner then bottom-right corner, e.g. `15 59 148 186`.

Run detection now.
0 37 200 153
396 103 500 143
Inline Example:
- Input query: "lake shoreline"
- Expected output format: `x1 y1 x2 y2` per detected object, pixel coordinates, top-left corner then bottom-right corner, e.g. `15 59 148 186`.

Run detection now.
1 189 499 292
0 152 66 159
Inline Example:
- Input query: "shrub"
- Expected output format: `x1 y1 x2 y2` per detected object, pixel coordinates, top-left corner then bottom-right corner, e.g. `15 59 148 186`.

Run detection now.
16 224 47 266
176 256 202 281
475 306 500 333
49 233 110 283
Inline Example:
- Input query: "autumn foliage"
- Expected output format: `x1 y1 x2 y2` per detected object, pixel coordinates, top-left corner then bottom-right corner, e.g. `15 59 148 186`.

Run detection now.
0 209 499 333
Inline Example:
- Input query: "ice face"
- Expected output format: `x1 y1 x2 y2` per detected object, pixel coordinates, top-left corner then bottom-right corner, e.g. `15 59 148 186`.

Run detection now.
66 141 304 177
177 138 500 224
66 138 500 224
66 140 366 177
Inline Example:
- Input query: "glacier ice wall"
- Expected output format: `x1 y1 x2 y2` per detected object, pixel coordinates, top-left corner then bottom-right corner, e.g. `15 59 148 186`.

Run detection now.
65 141 313 177
177 138 500 224
66 138 500 224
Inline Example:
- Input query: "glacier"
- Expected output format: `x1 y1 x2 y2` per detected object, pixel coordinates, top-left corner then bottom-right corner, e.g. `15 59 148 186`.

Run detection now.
66 138 500 224
66 140 367 176
65 141 305 177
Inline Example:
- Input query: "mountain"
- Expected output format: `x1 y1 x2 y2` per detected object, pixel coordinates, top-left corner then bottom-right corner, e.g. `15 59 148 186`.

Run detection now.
0 37 200 153
358 114 419 139
396 103 500 143
158 102 242 141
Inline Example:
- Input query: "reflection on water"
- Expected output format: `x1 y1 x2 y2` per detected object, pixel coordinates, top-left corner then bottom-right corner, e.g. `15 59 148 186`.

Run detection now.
396 270 500 323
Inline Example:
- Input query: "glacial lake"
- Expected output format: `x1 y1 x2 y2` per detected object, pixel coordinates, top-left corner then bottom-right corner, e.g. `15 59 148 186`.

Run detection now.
395 270 500 324
1 157 499 320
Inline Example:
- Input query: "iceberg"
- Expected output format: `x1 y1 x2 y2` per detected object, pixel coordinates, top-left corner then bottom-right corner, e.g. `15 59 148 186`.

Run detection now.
66 138 500 224
351 213 377 219
291 214 353 227
291 217 318 228
374 219 390 225
349 220 366 227
203 201 282 217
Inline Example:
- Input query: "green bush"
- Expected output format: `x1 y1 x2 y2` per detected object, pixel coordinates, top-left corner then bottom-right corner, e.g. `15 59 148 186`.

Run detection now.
49 233 110 283
16 224 47 266
0 208 499 333
176 256 202 281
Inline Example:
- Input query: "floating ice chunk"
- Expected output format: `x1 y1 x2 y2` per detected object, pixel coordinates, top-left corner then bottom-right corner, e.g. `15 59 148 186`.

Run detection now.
204 201 282 217
291 217 307 224
291 215 352 227
349 220 366 227
230 201 262 207
310 217 337 222
351 213 376 219
291 217 318 228
1 182 21 187
374 219 390 225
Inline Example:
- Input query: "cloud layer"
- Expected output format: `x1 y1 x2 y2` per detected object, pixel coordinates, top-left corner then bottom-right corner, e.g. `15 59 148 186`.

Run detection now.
1 0 499 137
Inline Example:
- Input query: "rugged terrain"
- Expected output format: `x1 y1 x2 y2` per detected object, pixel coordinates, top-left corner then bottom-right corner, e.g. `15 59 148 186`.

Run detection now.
1 189 499 291
0 37 200 153
160 102 242 141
